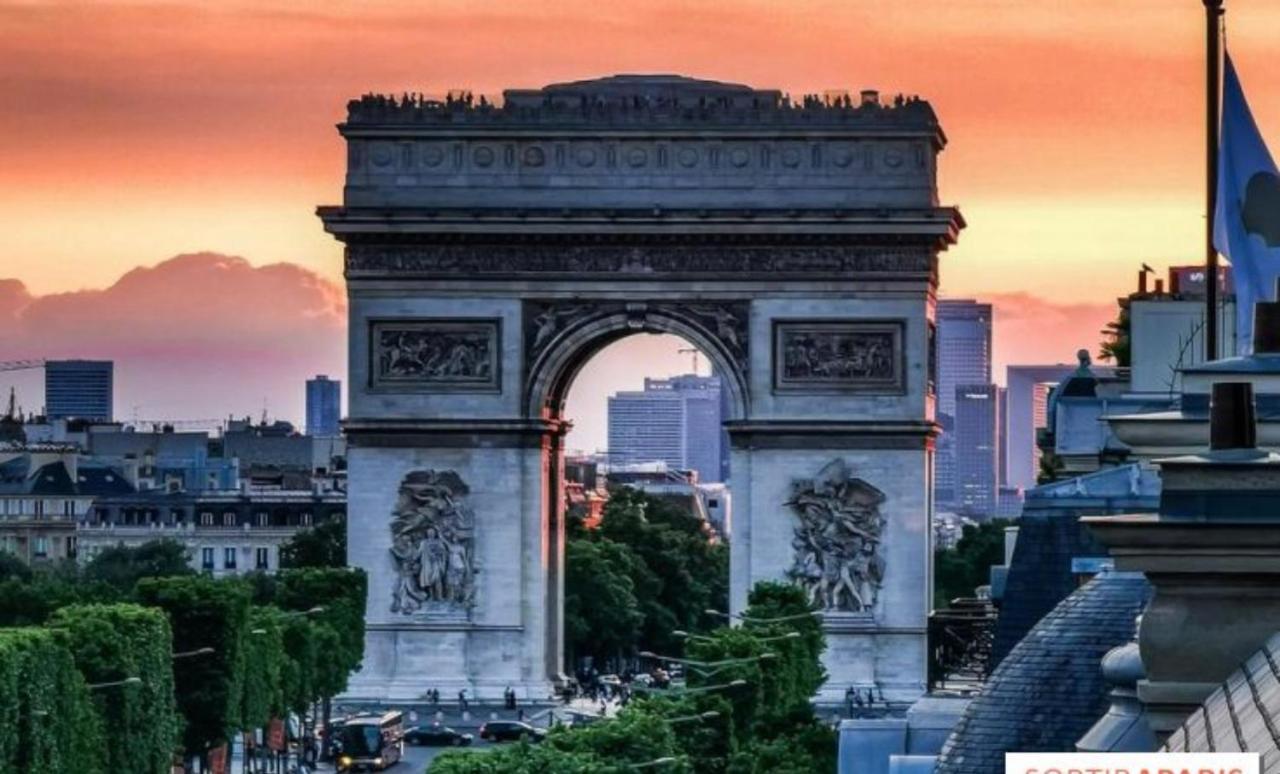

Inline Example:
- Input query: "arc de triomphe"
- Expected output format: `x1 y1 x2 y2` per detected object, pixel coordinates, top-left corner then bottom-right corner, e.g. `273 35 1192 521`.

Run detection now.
319 75 963 705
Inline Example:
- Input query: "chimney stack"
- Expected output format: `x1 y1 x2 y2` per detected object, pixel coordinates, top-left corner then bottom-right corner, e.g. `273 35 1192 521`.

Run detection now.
1209 382 1257 451
1138 270 1148 295
1154 278 1164 295
1254 278 1280 355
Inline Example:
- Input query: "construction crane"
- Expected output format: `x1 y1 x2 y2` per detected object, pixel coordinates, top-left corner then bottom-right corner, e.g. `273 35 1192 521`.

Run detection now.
0 359 45 373
677 347 702 375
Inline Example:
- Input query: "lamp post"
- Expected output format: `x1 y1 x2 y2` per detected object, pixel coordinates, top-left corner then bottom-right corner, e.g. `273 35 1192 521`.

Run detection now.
630 756 680 769
704 608 820 626
1203 0 1224 360
172 647 216 660
631 679 748 697
87 676 143 690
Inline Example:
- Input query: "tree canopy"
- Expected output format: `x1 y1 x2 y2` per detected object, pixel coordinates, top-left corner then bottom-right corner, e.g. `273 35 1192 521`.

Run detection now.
279 515 347 568
934 519 1011 608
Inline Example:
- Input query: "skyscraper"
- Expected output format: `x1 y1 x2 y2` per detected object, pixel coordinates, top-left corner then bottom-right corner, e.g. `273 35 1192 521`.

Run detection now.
936 300 993 419
44 360 113 421
306 375 341 437
954 383 999 517
607 374 725 483
935 300 993 507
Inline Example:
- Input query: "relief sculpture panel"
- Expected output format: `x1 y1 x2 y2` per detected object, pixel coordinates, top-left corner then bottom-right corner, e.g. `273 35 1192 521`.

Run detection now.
389 470 477 618
773 320 904 394
785 459 887 614
370 319 500 392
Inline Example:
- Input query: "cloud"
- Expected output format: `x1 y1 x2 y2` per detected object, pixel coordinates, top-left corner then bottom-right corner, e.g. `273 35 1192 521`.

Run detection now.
0 253 345 424
985 292 1118 380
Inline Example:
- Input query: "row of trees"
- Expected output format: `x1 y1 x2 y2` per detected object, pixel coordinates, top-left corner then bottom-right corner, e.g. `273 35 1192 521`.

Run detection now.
933 519 1010 608
434 582 836 773
565 487 730 668
0 539 366 773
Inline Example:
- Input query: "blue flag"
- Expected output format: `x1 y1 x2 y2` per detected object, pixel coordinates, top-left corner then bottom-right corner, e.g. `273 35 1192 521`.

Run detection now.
1215 52 1280 354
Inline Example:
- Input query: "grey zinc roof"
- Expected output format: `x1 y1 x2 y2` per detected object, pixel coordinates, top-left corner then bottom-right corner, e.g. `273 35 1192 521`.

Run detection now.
1164 631 1280 772
935 572 1152 774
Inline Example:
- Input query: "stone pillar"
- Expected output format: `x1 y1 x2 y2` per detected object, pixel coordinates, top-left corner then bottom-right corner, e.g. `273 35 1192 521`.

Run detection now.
1087 382 1280 737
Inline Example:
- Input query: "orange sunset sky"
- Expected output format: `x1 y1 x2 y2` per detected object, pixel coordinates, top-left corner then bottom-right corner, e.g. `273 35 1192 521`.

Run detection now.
1 0 1277 447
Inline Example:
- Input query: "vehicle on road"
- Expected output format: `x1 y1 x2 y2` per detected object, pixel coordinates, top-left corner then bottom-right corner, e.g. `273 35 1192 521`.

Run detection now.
333 711 404 772
404 724 474 747
478 720 546 743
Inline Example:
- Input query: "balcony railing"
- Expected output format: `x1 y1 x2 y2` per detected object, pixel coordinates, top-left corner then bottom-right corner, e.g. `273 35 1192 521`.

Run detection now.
928 598 998 693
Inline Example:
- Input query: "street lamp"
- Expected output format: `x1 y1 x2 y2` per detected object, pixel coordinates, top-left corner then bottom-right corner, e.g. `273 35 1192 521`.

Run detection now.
704 608 821 625
664 711 720 725
281 606 326 619
87 676 143 690
671 630 716 644
639 651 777 670
172 647 216 660
631 679 747 697
630 757 679 769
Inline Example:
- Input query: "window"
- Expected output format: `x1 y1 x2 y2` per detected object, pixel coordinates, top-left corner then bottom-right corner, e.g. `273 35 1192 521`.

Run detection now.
222 512 237 527
707 498 719 508
201 547 214 571
33 536 48 558
300 512 313 527
170 509 183 526
255 512 268 528
63 500 76 518
33 500 44 519
66 536 77 559
224 547 237 570
200 512 214 527
255 547 269 570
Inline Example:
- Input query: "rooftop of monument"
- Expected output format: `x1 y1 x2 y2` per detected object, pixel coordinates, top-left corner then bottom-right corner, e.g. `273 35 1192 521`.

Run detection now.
343 73 942 134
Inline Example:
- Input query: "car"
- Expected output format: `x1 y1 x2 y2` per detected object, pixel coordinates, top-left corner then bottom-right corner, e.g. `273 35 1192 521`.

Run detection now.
404 724 474 747
478 720 547 743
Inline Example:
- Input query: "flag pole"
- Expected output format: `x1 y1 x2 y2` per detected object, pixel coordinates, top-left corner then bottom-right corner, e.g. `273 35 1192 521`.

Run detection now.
1205 0 1224 360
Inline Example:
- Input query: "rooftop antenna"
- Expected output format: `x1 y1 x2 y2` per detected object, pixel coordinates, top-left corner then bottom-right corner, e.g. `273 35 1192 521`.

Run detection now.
5 387 14 420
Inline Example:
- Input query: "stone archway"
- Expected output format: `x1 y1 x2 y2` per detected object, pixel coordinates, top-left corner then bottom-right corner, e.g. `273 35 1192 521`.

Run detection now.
322 74 962 705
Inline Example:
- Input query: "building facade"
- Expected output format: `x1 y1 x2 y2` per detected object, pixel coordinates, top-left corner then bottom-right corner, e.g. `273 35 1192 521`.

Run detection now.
607 374 724 483
934 301 991 506
44 360 113 421
78 489 346 576
322 75 963 704
307 375 343 437
954 383 999 516
0 448 134 564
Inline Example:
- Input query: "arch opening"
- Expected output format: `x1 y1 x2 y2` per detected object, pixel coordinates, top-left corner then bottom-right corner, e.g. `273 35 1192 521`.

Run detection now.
541 329 736 681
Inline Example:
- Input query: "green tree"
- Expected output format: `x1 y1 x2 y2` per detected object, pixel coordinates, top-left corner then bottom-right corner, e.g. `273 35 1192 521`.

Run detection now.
1099 300 1131 366
564 538 645 665
48 603 179 774
82 539 194 593
242 606 286 730
586 487 729 658
135 575 251 767
279 515 347 568
933 519 1011 608
0 628 105 773
0 550 32 583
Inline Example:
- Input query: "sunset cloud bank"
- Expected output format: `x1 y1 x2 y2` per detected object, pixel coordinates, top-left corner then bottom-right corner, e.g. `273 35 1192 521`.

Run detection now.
0 253 345 424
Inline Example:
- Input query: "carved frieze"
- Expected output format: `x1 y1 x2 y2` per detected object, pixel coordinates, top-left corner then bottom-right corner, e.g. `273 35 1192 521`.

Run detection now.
773 320 904 394
347 244 934 279
389 470 477 618
524 299 749 383
785 459 887 613
370 319 500 392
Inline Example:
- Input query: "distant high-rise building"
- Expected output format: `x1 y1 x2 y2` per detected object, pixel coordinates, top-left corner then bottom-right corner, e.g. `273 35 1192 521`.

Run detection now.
607 374 725 483
306 375 342 436
954 383 999 517
44 360 113 421
935 300 992 506
936 300 993 419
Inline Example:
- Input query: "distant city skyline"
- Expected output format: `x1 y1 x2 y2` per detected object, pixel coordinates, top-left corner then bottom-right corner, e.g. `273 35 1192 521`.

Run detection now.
0 253 1123 448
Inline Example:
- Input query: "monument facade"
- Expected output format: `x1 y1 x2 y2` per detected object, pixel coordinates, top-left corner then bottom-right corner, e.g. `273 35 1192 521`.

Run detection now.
320 75 963 704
